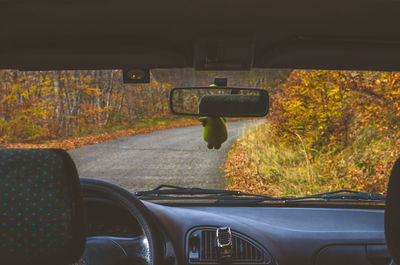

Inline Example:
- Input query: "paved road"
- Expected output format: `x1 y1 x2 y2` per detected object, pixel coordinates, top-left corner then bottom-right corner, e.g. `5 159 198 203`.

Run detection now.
69 120 260 192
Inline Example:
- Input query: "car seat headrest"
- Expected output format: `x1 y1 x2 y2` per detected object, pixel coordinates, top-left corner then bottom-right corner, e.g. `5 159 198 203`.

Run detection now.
0 149 86 265
385 157 400 264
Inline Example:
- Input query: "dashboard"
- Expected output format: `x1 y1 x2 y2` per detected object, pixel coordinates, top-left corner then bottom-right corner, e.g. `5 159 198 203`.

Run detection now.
84 197 391 265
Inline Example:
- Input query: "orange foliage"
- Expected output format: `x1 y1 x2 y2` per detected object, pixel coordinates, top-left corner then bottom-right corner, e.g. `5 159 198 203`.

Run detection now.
225 70 400 196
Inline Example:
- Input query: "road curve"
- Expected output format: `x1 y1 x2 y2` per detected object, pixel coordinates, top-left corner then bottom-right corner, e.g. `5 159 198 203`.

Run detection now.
69 120 260 192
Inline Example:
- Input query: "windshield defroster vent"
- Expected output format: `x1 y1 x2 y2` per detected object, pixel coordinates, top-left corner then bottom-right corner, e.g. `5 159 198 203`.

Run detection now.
187 227 272 264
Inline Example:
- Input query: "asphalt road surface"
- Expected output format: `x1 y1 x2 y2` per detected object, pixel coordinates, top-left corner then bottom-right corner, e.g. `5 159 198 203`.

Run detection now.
69 120 261 192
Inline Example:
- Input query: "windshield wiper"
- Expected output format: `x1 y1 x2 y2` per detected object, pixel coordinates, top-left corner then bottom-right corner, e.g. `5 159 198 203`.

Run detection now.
134 184 284 201
287 189 386 202
134 185 385 204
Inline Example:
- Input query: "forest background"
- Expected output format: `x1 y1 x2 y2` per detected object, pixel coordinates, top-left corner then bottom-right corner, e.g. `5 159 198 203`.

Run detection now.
1 68 397 195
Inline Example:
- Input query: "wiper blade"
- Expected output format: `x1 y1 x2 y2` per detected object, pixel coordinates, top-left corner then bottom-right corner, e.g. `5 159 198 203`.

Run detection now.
288 189 386 202
134 184 283 201
135 184 239 196
135 185 385 204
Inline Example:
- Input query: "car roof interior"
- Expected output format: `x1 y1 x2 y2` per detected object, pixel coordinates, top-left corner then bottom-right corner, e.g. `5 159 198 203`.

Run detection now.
1 0 400 71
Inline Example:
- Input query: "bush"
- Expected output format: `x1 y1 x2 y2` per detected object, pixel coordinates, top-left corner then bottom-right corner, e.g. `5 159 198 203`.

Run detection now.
225 70 400 196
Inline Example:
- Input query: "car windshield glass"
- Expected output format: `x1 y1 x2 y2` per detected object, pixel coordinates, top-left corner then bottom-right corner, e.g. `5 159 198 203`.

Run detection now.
0 69 397 200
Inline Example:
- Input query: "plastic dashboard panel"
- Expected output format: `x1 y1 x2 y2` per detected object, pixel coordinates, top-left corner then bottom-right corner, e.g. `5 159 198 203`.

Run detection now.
142 201 387 265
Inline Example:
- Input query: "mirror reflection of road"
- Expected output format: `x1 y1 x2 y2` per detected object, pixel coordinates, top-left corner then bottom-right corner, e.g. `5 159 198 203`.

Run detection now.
69 120 261 192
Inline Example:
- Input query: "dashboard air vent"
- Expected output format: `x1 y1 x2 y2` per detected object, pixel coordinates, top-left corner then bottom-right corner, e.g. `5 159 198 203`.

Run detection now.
201 230 217 260
188 228 268 264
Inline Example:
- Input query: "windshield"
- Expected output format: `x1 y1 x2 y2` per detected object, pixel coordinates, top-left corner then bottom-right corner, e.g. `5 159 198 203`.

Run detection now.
0 69 397 199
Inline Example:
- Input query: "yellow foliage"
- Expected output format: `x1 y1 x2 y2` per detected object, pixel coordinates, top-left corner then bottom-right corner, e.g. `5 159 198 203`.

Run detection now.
226 70 400 196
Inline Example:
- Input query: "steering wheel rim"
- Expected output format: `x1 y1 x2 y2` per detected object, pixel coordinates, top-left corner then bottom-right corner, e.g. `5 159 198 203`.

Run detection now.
79 178 164 265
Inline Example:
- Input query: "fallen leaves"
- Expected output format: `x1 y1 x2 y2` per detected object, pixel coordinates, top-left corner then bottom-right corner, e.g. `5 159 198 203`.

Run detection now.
224 138 281 197
0 121 201 150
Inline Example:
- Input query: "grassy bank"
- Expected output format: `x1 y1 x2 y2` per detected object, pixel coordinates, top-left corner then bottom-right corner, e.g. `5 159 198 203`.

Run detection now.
0 117 199 150
224 123 400 196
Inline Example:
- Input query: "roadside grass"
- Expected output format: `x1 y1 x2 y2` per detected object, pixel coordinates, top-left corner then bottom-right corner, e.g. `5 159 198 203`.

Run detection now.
224 123 400 196
0 116 200 150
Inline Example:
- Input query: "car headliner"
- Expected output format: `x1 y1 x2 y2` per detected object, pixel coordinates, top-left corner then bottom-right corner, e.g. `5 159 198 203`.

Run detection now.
1 0 400 71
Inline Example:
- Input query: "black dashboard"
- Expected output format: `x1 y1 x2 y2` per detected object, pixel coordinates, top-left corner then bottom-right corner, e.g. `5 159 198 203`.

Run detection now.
84 197 391 265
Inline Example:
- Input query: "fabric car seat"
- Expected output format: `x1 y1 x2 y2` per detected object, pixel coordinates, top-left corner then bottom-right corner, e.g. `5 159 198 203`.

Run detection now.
385 157 400 264
0 149 86 265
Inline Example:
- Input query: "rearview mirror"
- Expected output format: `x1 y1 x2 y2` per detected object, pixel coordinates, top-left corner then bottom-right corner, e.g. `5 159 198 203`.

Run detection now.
169 87 269 117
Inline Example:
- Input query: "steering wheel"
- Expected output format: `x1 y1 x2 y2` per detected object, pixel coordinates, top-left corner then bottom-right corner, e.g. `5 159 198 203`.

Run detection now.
78 178 164 265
